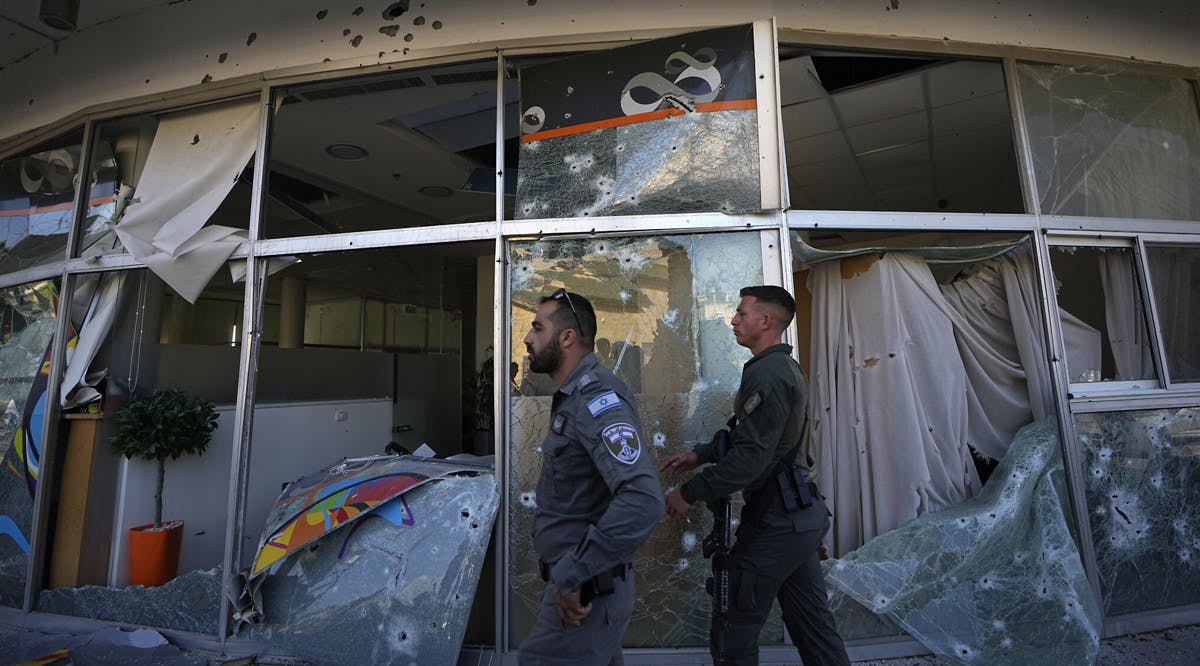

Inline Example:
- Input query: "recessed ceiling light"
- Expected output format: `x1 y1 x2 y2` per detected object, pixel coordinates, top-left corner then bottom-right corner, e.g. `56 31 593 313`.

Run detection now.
325 143 369 160
418 185 454 198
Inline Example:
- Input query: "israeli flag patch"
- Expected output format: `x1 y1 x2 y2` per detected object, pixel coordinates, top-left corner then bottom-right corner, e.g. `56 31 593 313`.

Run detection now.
587 391 621 418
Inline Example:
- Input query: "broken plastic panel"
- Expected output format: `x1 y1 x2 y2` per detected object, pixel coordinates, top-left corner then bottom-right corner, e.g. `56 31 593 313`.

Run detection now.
0 279 60 607
1076 407 1200 615
507 232 771 648
515 25 761 219
243 470 498 665
1017 63 1200 220
1144 243 1200 384
826 419 1102 665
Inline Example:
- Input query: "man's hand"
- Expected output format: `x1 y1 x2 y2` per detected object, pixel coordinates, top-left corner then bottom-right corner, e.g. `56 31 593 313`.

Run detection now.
664 487 691 520
554 584 592 626
659 451 699 477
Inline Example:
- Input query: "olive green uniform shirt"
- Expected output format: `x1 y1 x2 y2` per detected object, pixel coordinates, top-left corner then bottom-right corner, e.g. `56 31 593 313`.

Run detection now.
680 343 809 504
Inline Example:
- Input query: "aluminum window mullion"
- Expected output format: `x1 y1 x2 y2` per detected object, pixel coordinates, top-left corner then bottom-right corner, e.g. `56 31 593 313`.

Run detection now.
493 52 510 656
218 83 272 642
252 222 500 258
1004 57 1042 215
22 270 76 613
1133 235 1175 390
784 209 1038 231
0 262 70 290
65 120 95 261
1031 231 1104 604
22 118 97 613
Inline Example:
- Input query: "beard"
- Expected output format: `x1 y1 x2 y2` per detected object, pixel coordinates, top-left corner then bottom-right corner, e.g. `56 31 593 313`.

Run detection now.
527 335 562 374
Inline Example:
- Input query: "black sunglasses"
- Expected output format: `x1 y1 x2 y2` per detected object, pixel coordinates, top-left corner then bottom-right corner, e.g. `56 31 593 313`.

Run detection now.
551 288 583 333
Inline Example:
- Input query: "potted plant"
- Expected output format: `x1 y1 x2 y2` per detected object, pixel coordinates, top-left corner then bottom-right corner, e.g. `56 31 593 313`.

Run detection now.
110 388 217 586
467 349 494 455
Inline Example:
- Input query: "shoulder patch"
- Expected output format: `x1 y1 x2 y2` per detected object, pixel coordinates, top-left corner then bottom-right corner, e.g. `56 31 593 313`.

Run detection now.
600 422 641 465
587 390 621 418
743 391 763 415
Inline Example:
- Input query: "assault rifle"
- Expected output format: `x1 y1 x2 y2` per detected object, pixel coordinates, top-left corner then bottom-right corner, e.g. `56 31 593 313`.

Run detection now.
702 428 733 656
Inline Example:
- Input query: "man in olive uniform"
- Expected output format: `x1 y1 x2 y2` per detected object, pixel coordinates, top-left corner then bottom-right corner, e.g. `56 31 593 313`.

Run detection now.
661 285 849 666
519 289 665 665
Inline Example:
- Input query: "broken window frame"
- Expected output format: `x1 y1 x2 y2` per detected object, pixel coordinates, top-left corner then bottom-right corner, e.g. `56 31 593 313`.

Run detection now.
1045 235 1163 398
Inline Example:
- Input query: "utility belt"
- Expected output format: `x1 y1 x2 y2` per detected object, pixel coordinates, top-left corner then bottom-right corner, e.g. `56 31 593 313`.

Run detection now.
746 463 817 516
539 560 630 605
737 460 819 544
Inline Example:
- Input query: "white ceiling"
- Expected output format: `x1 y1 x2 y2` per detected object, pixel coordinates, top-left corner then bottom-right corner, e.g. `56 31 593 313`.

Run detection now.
780 56 1022 213
0 1 153 68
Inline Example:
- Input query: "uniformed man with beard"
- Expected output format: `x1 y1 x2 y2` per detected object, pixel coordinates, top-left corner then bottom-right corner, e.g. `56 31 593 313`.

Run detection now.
518 288 664 666
660 285 849 666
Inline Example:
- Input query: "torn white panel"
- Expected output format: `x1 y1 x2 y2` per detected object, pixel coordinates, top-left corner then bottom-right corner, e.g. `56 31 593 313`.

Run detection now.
228 255 299 283
114 99 259 303
60 272 124 409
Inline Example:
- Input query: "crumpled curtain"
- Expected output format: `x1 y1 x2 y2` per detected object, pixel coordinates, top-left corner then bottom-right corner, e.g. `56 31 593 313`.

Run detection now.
1146 245 1200 382
1098 250 1156 381
113 99 259 303
810 254 982 556
811 248 1101 555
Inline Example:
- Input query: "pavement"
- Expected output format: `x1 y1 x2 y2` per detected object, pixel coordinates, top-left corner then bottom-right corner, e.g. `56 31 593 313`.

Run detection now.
1 619 1198 665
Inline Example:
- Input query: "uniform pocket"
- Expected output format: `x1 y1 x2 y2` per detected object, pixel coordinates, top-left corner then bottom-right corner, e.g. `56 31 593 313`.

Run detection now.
733 562 757 611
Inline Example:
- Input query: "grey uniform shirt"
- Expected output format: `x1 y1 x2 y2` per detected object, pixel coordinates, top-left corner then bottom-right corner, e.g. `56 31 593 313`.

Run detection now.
532 352 665 594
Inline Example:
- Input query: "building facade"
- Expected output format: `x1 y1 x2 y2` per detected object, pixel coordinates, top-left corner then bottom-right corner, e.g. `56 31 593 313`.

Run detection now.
1 1 1198 663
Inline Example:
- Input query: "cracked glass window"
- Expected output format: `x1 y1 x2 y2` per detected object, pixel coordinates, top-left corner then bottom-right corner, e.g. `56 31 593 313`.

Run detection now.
1076 408 1200 615
0 131 81 271
507 231 767 648
515 25 761 219
1048 244 1157 386
1145 243 1200 384
0 279 59 607
1017 63 1200 220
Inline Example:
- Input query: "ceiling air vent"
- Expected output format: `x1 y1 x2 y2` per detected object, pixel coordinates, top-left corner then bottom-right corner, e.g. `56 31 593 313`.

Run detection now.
430 71 496 85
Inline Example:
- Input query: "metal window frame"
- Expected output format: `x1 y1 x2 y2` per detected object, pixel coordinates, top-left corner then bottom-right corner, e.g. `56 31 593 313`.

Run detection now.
21 117 95 612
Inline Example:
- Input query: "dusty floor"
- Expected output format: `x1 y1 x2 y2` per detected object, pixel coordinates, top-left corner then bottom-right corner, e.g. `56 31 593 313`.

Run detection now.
0 620 1198 664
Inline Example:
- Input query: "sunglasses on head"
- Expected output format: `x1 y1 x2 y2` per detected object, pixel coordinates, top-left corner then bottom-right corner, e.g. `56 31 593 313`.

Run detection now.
551 288 583 332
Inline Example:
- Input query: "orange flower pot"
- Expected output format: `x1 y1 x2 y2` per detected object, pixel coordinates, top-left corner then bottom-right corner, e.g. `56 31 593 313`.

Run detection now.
127 519 183 587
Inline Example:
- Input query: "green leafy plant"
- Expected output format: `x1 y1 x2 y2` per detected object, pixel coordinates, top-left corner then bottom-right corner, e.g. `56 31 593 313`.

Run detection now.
110 388 218 529
471 351 495 432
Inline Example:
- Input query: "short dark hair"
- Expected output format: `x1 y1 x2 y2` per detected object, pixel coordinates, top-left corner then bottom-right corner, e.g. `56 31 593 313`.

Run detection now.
540 290 597 348
739 285 795 328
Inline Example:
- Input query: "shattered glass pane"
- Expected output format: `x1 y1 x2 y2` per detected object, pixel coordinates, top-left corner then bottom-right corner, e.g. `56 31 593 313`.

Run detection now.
1144 244 1200 384
0 280 60 607
243 473 498 665
0 133 80 271
826 419 1102 664
1076 408 1200 615
35 566 222 634
516 25 761 218
1048 245 1157 385
507 232 768 648
1017 63 1200 220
